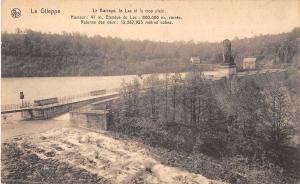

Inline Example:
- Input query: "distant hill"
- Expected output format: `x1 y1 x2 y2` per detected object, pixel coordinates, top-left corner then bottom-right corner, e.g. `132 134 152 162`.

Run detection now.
1 28 300 77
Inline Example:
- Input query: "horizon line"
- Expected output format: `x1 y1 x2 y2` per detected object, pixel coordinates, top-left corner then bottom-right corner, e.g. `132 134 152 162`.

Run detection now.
1 26 299 44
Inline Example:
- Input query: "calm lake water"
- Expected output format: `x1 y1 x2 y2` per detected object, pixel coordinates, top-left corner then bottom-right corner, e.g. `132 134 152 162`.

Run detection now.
1 75 139 105
1 71 223 106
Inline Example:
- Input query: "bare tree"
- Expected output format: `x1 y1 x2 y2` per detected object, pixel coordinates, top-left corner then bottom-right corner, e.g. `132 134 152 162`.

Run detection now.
163 74 170 122
132 78 141 117
262 85 295 150
143 74 161 121
170 73 182 122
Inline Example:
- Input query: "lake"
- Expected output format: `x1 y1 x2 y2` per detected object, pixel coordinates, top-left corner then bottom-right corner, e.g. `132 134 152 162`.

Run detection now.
1 75 139 105
1 71 224 106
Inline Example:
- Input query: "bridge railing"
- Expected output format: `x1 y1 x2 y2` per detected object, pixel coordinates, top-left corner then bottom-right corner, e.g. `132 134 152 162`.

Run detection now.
106 88 120 93
57 92 91 104
1 101 31 112
2 89 120 112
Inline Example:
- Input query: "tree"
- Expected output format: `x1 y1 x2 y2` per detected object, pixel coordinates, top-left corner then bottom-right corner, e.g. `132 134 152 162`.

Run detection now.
143 74 161 121
277 43 297 63
132 78 141 117
261 85 295 150
163 73 170 122
170 73 182 122
15 28 22 34
229 78 266 158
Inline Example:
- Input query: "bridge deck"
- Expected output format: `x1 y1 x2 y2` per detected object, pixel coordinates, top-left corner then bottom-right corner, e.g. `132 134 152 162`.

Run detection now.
1 108 32 114
1 92 119 114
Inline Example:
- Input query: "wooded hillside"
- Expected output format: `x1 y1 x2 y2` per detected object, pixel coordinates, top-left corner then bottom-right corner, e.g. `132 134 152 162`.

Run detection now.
1 28 299 77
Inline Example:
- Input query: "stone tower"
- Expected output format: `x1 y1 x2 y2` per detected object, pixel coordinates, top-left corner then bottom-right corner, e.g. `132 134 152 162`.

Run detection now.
218 39 237 78
222 39 235 66
220 39 237 93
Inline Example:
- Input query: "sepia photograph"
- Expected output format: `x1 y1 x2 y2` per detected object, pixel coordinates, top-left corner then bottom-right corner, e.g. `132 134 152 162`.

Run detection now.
1 0 300 183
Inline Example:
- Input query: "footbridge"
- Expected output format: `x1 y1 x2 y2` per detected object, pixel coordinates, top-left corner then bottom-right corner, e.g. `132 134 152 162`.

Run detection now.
1 89 119 120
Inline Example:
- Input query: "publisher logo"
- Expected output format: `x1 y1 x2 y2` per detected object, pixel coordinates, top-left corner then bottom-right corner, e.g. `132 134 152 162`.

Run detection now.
11 8 21 18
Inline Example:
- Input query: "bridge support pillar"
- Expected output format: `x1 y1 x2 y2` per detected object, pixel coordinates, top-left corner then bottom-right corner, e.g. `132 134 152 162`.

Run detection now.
70 110 109 131
21 110 33 120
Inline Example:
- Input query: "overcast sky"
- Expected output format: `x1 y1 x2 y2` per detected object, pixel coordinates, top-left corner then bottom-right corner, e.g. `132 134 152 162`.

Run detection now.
2 0 300 42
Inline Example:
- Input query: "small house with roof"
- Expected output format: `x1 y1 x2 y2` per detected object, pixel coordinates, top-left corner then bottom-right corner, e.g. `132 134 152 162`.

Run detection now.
190 57 201 65
243 57 256 70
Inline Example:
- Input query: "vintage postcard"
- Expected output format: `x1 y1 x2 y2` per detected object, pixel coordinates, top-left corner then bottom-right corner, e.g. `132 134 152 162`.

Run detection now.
1 0 300 183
